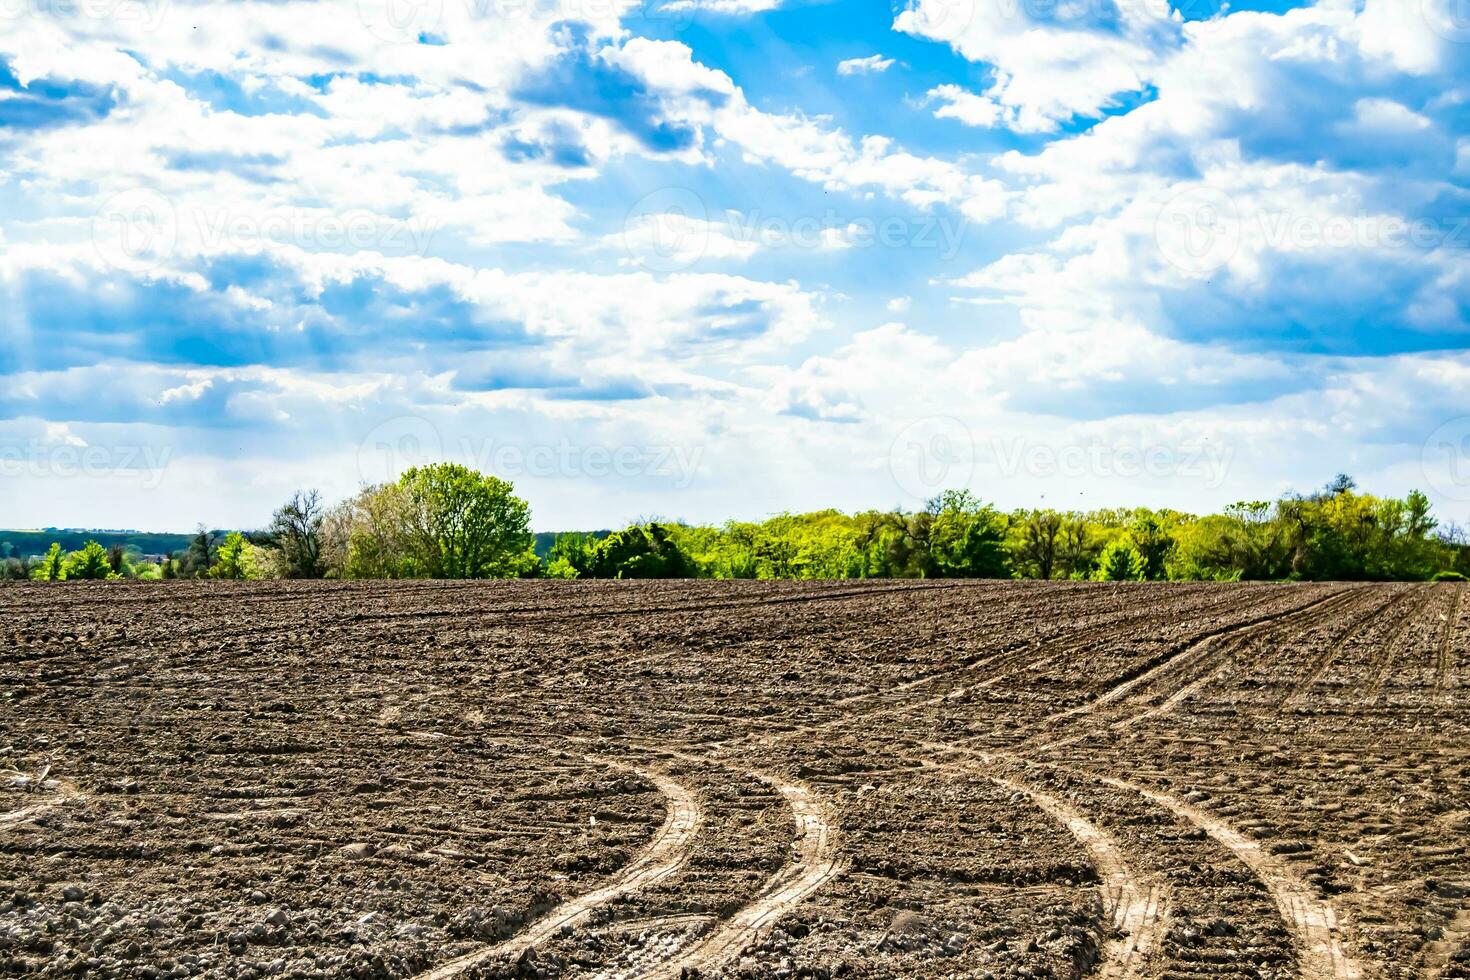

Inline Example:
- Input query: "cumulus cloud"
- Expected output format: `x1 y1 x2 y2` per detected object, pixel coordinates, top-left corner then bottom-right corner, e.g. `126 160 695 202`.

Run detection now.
2 0 1469 529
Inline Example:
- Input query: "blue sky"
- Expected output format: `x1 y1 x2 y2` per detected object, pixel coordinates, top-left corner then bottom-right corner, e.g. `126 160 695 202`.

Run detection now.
1 0 1469 530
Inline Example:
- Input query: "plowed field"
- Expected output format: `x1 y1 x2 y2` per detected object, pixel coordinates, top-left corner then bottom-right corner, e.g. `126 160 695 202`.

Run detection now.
2 581 1467 979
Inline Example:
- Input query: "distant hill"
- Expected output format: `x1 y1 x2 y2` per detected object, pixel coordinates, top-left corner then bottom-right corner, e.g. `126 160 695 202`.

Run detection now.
0 529 197 560
3 528 610 560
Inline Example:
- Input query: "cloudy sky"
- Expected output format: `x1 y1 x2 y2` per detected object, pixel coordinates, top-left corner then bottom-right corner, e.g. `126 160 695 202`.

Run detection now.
2 0 1469 531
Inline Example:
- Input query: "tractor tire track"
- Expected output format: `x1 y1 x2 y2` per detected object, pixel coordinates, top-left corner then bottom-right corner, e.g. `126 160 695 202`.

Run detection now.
1283 586 1420 709
914 745 1165 979
410 759 701 980
1422 901 1470 979
734 583 1303 755
1362 586 1436 700
987 771 1166 978
592 746 842 980
1020 588 1363 751
647 776 840 979
1434 584 1464 698
1096 774 1364 980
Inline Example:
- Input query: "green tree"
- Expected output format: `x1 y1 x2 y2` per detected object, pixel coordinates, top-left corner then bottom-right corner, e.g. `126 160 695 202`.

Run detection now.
64 541 112 580
32 543 66 581
1093 539 1146 581
178 526 218 578
208 532 256 580
398 463 536 578
1128 513 1176 581
585 523 692 579
926 490 1010 578
547 531 600 576
1009 509 1063 579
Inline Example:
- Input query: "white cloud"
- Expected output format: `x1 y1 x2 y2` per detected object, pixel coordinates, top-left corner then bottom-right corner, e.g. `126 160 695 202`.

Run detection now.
663 0 783 11
837 55 896 76
926 84 1004 129
894 0 1180 131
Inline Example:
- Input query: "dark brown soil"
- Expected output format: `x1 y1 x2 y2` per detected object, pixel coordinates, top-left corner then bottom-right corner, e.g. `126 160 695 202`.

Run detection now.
1 580 1465 979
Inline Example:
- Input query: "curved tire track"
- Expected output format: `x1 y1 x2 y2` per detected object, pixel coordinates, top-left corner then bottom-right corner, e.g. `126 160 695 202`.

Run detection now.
411 758 701 980
1024 588 1361 751
921 746 1166 979
618 764 841 980
652 776 839 979
1097 775 1363 980
987 772 1166 979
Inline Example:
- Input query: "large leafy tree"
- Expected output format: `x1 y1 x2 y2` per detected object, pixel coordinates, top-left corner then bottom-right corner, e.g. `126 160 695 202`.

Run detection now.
925 490 1010 578
398 463 535 579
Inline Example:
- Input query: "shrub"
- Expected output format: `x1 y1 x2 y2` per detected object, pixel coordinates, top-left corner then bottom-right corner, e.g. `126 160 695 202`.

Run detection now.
1431 570 1467 582
31 543 66 581
586 524 692 579
1093 539 1147 581
64 541 113 580
208 532 257 580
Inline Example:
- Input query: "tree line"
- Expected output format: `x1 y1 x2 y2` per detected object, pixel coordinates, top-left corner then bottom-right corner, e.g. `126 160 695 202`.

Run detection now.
9 465 1468 583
